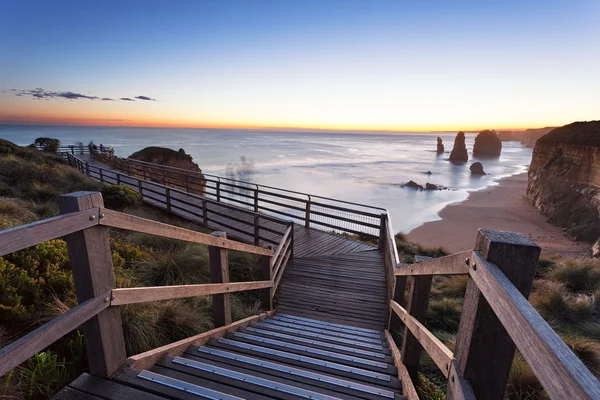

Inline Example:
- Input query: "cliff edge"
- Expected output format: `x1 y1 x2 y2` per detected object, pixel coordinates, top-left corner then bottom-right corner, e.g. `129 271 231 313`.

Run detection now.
527 121 600 242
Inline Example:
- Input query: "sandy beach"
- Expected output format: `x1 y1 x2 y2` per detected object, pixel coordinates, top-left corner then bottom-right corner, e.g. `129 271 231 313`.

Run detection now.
406 173 590 257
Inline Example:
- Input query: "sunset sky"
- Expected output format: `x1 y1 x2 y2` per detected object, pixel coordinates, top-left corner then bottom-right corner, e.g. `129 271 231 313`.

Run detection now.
1 0 598 131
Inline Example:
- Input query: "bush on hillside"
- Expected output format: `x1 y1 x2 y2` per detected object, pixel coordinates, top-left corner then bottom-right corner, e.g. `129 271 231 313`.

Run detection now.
33 137 60 153
0 138 19 155
100 184 142 211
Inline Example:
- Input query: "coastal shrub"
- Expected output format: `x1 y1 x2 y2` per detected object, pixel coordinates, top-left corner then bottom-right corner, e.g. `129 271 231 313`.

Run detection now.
506 352 546 400
33 137 60 153
394 233 448 263
432 275 468 298
0 138 19 155
0 200 37 230
427 298 462 332
100 184 142 211
545 258 600 293
138 244 210 286
548 204 600 242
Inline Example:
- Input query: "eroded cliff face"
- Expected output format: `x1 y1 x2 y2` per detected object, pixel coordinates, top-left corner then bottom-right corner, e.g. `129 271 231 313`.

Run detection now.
527 121 600 242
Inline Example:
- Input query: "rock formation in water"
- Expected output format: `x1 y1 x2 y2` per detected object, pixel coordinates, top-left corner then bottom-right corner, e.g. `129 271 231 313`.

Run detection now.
404 180 423 190
129 146 206 196
470 162 486 175
527 121 600 242
473 130 502 157
436 137 444 153
449 131 468 162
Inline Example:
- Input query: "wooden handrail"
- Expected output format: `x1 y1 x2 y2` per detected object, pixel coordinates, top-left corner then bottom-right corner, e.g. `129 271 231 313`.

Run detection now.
99 209 272 256
394 250 471 276
390 300 454 376
110 281 273 305
468 251 600 399
0 208 99 256
0 291 111 377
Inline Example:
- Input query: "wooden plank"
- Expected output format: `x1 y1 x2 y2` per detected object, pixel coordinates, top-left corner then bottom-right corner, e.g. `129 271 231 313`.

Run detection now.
59 192 126 378
127 311 275 370
99 208 273 256
0 209 99 256
391 300 453 376
68 372 168 399
272 225 293 262
51 386 104 400
394 251 471 276
446 360 476 400
111 281 272 306
400 275 434 381
209 231 231 327
0 292 110 377
451 229 542 400
384 330 419 400
468 250 600 399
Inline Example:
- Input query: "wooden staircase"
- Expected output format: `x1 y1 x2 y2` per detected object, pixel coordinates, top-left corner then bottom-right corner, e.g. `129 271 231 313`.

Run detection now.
102 313 405 400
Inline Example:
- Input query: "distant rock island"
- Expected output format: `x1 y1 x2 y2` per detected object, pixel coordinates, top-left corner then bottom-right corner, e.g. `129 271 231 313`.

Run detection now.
436 137 444 153
527 121 600 245
470 162 486 175
129 146 206 196
449 131 468 162
473 130 502 157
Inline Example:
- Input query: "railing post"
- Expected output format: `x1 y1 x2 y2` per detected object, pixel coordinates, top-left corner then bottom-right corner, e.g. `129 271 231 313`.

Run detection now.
216 180 221 202
288 221 295 259
260 246 273 311
401 272 433 382
99 168 103 182
208 231 232 327
254 215 260 246
138 179 143 196
58 192 126 378
117 173 121 185
166 188 171 212
378 213 387 250
85 162 90 176
305 196 311 228
448 229 540 400
202 199 208 226
254 187 259 212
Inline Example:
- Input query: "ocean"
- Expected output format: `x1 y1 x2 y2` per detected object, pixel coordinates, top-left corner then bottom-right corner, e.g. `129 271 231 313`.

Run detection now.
0 125 532 233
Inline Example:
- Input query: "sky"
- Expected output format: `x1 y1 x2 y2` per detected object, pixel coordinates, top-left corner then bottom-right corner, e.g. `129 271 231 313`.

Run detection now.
0 0 599 131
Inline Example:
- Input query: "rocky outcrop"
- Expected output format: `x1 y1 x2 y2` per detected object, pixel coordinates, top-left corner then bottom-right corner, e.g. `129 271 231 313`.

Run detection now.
473 130 502 157
402 181 447 191
497 131 517 141
449 132 468 162
129 146 206 196
521 127 555 148
527 121 600 242
470 162 486 175
436 137 444 154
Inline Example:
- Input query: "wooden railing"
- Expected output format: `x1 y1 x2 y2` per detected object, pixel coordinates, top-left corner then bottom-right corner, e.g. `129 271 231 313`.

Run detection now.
0 191 293 379
89 151 386 239
66 153 290 248
384 229 600 400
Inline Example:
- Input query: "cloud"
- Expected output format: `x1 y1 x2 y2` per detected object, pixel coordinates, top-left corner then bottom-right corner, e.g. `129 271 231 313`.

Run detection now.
4 88 158 102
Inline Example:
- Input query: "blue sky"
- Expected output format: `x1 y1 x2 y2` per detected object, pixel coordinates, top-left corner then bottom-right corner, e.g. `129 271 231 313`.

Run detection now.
1 0 598 130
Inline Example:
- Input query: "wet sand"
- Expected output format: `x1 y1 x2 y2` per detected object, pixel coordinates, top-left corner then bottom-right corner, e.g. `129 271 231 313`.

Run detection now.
406 173 590 257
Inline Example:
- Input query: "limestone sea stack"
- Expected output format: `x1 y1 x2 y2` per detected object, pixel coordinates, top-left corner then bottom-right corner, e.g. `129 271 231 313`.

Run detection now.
437 137 444 153
129 146 207 196
473 130 502 157
527 121 600 242
449 131 468 162
470 162 486 175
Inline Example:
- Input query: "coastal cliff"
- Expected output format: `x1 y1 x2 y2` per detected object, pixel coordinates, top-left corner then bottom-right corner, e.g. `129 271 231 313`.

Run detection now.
527 121 600 242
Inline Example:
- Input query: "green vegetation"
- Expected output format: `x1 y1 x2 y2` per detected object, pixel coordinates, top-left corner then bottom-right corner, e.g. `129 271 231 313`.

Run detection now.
391 235 600 399
33 137 61 153
100 184 142 210
0 139 265 399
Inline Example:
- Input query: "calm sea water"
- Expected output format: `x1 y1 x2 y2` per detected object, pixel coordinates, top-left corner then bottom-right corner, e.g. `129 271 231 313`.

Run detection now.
0 125 532 232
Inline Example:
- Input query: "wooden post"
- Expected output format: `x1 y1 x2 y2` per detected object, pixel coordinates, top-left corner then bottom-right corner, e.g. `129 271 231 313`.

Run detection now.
116 173 121 185
216 181 221 202
388 276 407 331
378 213 387 251
449 229 540 400
208 231 231 327
254 215 260 246
137 179 143 196
99 168 103 182
85 162 90 176
166 188 171 212
401 274 433 382
254 188 259 212
58 192 126 378
260 250 273 311
202 199 208 226
305 197 311 228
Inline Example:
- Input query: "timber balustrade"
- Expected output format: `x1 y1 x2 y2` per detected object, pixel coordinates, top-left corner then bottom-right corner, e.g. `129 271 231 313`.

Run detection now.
383 228 600 400
0 191 292 379
85 151 386 239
